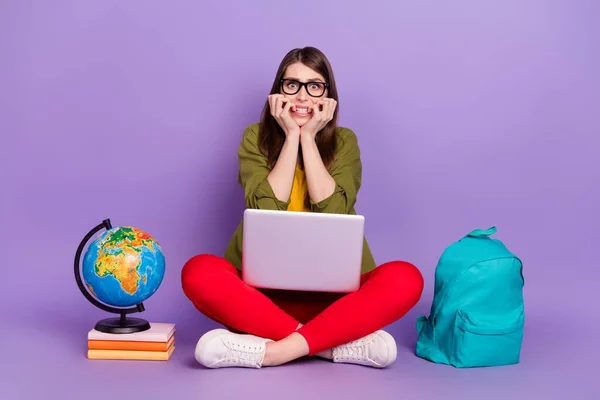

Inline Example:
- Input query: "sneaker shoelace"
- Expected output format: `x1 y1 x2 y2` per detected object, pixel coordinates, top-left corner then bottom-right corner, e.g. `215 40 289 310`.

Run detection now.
223 339 265 367
335 337 371 361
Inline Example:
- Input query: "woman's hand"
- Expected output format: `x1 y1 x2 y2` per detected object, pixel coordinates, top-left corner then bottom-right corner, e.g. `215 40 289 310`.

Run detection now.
300 98 337 141
269 94 300 137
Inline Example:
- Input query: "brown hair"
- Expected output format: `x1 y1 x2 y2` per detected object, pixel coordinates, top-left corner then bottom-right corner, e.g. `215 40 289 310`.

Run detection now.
258 46 339 171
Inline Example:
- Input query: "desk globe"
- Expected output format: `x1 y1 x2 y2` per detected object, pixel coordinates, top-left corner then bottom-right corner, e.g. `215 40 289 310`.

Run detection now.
74 219 166 334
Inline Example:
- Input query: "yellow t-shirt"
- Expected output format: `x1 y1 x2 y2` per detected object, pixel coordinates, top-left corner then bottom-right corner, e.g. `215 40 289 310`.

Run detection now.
287 163 310 212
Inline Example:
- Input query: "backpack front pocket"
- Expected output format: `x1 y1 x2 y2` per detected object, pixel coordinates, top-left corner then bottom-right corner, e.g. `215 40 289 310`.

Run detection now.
452 308 524 368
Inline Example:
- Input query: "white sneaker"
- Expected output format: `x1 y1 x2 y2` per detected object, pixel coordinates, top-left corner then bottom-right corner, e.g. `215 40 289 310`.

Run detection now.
194 329 273 369
331 330 397 368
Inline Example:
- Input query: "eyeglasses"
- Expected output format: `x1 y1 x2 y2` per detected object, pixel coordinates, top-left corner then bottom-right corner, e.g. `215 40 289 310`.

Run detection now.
280 79 329 97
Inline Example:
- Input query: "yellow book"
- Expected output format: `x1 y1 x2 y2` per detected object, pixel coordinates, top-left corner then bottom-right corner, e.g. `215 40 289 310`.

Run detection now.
87 344 175 361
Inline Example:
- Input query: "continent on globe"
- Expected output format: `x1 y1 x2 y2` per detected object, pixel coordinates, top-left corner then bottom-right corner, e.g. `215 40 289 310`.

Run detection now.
96 249 143 295
82 226 166 308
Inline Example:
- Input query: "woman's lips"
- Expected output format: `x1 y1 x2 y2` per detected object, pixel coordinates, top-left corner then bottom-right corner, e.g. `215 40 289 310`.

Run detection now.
292 106 311 117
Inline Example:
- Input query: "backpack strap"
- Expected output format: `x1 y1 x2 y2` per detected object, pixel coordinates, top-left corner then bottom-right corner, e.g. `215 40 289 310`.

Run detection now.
466 226 496 238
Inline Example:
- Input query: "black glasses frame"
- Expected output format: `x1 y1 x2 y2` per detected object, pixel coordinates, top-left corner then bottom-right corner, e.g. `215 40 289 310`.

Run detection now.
279 78 330 97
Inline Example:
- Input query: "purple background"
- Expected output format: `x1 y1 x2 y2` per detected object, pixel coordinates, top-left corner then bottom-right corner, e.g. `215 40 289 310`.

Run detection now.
1 0 598 398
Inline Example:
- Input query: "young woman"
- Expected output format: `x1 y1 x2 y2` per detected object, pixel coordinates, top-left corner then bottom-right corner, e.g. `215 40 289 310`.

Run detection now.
181 46 424 369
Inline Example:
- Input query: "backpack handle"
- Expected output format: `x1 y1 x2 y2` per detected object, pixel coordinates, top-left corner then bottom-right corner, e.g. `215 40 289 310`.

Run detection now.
467 226 497 238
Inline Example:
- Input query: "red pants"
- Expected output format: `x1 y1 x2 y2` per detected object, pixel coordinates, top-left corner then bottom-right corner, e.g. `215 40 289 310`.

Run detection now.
181 254 424 355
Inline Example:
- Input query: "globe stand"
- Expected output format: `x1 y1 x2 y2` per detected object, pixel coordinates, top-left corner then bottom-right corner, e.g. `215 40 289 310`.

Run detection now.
94 310 150 334
74 218 151 334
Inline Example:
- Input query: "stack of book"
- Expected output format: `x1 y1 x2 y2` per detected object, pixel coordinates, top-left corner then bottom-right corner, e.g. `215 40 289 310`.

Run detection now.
87 322 176 361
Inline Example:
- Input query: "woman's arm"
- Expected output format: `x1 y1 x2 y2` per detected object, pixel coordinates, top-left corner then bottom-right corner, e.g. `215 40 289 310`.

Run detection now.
301 134 336 203
302 128 362 214
267 132 300 202
238 124 298 210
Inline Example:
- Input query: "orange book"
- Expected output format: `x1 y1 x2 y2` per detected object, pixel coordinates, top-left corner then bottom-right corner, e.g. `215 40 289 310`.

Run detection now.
87 344 175 361
88 335 175 351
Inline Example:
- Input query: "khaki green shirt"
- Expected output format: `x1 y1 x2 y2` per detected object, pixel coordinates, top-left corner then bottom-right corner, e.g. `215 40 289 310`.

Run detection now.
224 123 377 274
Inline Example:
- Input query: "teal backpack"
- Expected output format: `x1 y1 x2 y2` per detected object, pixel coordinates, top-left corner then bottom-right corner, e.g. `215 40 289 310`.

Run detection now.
416 226 525 368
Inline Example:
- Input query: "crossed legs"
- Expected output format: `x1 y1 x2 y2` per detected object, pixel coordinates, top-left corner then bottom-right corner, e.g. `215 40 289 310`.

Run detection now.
181 254 424 368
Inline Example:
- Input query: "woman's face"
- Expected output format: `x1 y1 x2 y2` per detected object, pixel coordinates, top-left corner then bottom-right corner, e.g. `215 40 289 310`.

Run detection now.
280 62 328 127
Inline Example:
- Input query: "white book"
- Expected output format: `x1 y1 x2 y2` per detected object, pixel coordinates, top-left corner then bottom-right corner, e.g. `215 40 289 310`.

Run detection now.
88 322 175 342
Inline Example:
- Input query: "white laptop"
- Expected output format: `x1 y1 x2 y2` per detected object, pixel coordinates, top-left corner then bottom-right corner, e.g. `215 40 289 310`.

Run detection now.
242 209 365 293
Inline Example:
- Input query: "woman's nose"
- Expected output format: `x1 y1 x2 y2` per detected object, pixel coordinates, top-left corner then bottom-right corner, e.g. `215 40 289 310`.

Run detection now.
297 86 308 100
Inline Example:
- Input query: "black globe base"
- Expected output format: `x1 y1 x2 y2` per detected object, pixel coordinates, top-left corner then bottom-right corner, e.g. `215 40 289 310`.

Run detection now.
94 316 151 334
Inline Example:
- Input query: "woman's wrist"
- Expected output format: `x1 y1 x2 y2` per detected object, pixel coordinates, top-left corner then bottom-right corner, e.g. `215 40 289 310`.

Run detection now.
285 127 301 139
300 132 316 147
284 131 301 149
